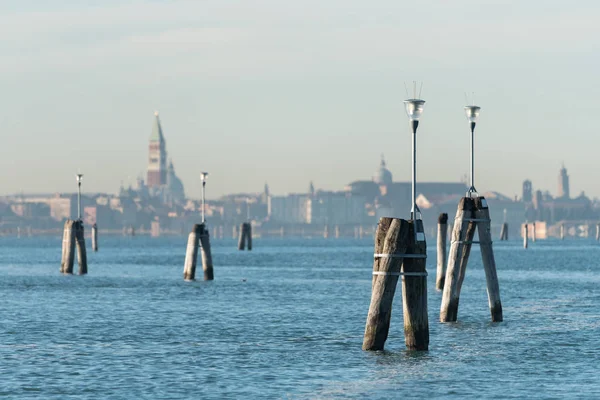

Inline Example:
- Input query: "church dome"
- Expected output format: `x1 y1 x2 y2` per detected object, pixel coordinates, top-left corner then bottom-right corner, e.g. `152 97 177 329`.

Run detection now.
374 155 393 186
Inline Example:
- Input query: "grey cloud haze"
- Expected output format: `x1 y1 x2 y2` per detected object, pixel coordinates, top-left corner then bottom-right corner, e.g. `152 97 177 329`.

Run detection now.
1 0 599 199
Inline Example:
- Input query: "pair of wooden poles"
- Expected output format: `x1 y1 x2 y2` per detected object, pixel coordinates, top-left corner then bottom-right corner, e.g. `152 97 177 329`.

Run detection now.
60 219 88 275
183 223 214 281
363 196 503 351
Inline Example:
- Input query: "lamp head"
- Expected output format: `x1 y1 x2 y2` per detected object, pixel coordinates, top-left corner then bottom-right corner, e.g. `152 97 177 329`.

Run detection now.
403 99 426 121
76 174 83 183
464 105 481 123
200 172 209 182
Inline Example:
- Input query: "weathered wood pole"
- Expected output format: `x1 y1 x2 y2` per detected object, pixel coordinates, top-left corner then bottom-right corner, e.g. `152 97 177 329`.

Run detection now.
436 213 448 291
92 223 98 252
523 224 528 249
474 197 503 322
402 220 429 350
74 220 88 275
359 225 364 239
246 223 253 251
532 222 537 242
560 224 565 240
199 225 214 280
500 223 508 241
363 218 409 351
238 223 246 250
233 225 238 239
335 225 340 239
183 224 202 280
596 223 600 242
60 219 76 274
440 197 477 322
323 224 330 239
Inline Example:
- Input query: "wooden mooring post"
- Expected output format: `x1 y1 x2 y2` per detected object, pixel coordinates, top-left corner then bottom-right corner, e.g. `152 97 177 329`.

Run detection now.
500 223 508 241
596 223 600 242
60 219 76 274
183 223 214 281
436 213 448 291
363 217 429 351
523 224 528 249
440 197 503 322
92 223 98 252
532 222 537 243
74 220 88 275
238 222 252 250
560 224 565 240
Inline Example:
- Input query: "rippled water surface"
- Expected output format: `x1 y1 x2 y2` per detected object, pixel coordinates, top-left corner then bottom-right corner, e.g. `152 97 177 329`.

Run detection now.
1 236 600 399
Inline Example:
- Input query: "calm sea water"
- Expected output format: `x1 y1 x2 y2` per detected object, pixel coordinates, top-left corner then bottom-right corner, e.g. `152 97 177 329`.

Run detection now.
1 235 600 399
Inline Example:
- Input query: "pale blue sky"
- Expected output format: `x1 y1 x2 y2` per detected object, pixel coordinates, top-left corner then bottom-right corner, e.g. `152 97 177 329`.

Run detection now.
1 0 599 199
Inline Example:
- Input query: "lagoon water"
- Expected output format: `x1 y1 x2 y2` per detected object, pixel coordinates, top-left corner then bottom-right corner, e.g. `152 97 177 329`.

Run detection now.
1 236 600 399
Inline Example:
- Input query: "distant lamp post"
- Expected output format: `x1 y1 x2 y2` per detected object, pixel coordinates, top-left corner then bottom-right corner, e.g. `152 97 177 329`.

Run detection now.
403 97 426 220
200 172 208 223
76 173 83 221
465 105 481 197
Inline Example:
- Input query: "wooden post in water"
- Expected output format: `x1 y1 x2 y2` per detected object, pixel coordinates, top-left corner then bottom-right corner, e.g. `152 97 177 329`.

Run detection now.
92 223 98 252
323 224 330 239
238 223 246 250
402 220 429 350
183 224 202 280
363 217 429 351
60 219 76 274
474 197 503 322
74 220 88 275
523 224 528 249
335 225 340 239
233 225 238 239
532 222 537 243
500 223 508 241
246 223 253 251
560 224 565 240
199 225 214 280
440 197 477 322
436 213 448 291
596 223 600 242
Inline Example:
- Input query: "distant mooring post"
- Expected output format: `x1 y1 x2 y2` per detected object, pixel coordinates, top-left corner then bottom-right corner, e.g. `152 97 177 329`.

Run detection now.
183 172 214 280
440 102 503 323
238 198 253 251
523 223 529 249
61 173 88 274
560 223 565 240
499 208 508 241
363 88 429 351
436 213 448 291
92 223 98 252
596 223 600 242
532 222 537 242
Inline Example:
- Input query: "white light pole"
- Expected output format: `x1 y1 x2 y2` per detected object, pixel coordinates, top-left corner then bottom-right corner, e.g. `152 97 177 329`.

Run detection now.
465 105 481 197
76 173 83 221
200 172 208 223
403 97 425 220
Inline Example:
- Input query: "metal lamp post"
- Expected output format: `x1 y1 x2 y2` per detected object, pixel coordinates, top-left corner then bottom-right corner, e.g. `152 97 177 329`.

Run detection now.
465 105 481 197
200 172 208 223
76 173 83 221
403 98 425 220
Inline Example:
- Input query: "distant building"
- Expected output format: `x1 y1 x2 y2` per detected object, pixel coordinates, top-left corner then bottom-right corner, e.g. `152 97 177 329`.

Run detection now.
144 112 185 203
557 164 570 199
147 111 167 187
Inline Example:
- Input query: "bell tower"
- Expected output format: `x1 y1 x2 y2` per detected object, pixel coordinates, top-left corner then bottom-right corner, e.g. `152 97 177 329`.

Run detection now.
147 111 167 187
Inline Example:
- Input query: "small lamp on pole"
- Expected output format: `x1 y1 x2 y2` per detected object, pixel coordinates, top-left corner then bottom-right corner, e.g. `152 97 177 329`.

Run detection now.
200 172 208 223
465 104 481 197
76 173 83 221
403 97 425 221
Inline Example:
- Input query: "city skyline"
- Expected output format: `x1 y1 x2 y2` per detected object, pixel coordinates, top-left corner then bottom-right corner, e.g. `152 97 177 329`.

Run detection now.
1 1 600 199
